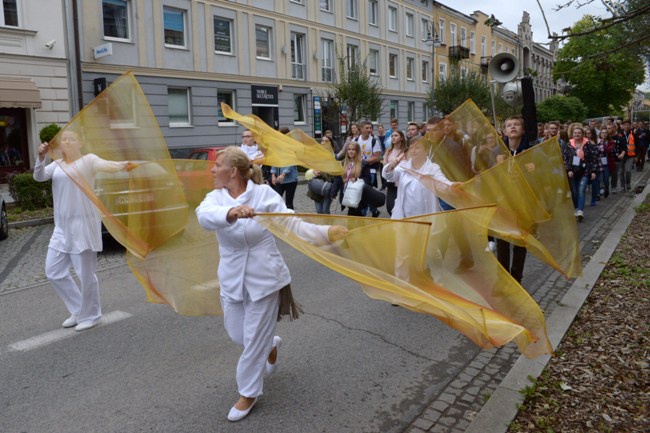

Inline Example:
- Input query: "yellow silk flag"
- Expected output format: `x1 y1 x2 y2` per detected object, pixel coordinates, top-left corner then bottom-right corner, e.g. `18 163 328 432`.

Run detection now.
220 103 343 175
48 71 552 357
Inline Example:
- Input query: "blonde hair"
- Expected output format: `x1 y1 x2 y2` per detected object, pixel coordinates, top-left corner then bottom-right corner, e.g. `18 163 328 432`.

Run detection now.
216 146 263 184
342 141 362 180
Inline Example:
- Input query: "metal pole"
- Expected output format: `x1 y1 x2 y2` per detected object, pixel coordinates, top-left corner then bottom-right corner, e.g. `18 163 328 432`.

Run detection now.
489 80 498 128
431 43 435 117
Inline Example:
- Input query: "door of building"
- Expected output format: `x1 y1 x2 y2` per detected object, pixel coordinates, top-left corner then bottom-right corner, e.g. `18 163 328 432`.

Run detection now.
0 108 28 181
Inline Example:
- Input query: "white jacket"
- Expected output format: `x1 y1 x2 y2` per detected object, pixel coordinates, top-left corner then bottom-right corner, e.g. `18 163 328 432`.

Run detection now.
382 158 451 219
196 180 329 302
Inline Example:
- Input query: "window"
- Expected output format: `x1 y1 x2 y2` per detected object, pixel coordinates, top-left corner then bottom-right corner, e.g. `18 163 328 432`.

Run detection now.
481 36 486 56
321 38 334 82
438 19 445 44
450 23 457 45
368 49 379 75
290 32 306 80
163 7 186 47
408 102 415 122
293 95 306 123
390 100 398 120
368 0 378 26
213 17 233 54
289 0 304 4
109 90 136 128
389 53 397 78
346 0 357 19
0 0 18 27
103 0 129 39
320 0 331 12
421 60 429 82
255 25 272 59
405 12 414 37
470 32 475 53
460 27 467 47
439 63 447 81
217 90 235 124
346 44 358 70
498 43 503 53
168 88 191 126
422 103 429 122
388 6 397 32
406 57 414 80
491 40 496 56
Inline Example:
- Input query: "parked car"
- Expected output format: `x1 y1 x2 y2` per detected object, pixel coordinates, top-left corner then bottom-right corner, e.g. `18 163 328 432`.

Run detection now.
0 195 8 240
174 147 225 207
94 160 189 254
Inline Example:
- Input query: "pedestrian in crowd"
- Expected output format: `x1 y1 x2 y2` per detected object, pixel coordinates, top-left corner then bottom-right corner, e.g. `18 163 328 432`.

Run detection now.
336 123 361 160
618 119 635 192
597 129 614 198
536 122 545 141
382 129 408 216
356 121 383 217
634 121 648 171
333 141 372 216
562 124 598 221
307 135 340 214
196 146 347 422
271 164 298 210
406 122 420 141
383 118 400 150
493 116 532 283
240 129 263 161
584 128 602 206
607 122 626 194
376 124 386 149
33 130 130 331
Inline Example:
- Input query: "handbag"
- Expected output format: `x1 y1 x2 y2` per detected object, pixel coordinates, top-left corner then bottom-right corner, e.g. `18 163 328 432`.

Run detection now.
342 179 365 208
307 177 332 198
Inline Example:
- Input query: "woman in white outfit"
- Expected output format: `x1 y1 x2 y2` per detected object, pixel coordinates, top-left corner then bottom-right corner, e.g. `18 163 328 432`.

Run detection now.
196 146 346 422
33 130 129 331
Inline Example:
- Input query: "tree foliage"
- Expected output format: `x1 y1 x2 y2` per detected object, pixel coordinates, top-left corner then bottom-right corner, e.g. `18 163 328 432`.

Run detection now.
327 55 383 122
536 95 588 123
430 70 517 120
553 15 646 116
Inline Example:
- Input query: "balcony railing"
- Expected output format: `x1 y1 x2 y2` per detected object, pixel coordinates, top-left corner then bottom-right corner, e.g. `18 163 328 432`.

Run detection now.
449 46 470 60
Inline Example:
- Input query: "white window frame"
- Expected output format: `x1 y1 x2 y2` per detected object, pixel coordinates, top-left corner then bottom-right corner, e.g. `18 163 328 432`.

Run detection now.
293 94 307 124
109 90 137 129
421 60 429 83
390 100 398 120
470 31 476 53
102 0 130 41
168 87 192 127
213 16 234 54
438 19 445 44
163 6 187 48
439 63 447 82
421 18 429 41
405 12 414 37
460 27 467 47
255 25 272 59
0 0 19 27
346 44 358 70
389 53 398 78
388 6 397 32
346 0 358 20
290 32 306 80
406 57 414 81
368 0 378 26
368 49 379 75
481 36 486 57
491 40 496 56
498 43 503 53
450 23 457 46
320 0 331 12
321 38 334 82
217 90 236 125
289 0 304 4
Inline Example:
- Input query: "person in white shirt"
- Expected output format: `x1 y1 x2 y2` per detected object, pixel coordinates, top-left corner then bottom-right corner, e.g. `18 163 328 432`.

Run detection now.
239 129 264 161
196 146 347 422
33 130 129 331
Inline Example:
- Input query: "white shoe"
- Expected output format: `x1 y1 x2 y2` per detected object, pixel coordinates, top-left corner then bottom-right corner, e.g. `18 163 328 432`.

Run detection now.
485 241 496 252
576 210 584 221
62 315 77 328
574 209 579 217
75 318 101 332
227 397 257 422
266 336 283 375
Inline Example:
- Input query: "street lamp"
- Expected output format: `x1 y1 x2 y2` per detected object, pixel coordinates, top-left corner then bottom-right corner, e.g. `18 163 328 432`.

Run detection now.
423 22 442 117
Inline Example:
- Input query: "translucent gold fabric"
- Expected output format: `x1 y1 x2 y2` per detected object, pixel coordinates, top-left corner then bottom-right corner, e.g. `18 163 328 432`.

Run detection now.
49 72 560 358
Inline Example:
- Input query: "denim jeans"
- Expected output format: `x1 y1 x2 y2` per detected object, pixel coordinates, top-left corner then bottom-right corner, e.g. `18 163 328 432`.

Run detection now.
569 175 589 211
618 157 633 190
314 195 332 214
590 172 601 203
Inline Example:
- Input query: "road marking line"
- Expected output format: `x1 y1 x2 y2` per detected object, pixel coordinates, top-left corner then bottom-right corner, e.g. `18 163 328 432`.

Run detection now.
7 310 132 353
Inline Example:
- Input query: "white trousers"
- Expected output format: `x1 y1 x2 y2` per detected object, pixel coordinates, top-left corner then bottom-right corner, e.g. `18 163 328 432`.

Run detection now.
221 290 280 398
45 248 101 323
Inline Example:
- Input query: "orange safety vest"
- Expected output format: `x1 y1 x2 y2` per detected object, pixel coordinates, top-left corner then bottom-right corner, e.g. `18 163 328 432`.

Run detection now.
624 132 635 156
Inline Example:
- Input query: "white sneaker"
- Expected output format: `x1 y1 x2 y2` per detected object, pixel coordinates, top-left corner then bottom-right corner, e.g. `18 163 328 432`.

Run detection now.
485 241 496 252
574 209 579 217
75 318 101 332
576 210 584 221
62 315 77 328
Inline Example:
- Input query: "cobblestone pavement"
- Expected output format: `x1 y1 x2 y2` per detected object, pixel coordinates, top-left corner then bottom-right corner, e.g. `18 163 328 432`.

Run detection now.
1 173 648 433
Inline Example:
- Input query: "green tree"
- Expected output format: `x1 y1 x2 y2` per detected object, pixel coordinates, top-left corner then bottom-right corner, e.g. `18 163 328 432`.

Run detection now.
536 95 588 122
430 70 516 119
553 15 646 117
327 55 383 122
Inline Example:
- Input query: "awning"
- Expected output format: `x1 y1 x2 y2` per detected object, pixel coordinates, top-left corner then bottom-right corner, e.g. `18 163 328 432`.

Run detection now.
0 76 42 109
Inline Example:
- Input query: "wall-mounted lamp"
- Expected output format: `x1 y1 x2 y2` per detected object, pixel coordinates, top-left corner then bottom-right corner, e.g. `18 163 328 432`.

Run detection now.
312 50 319 61
45 39 56 49
281 45 287 55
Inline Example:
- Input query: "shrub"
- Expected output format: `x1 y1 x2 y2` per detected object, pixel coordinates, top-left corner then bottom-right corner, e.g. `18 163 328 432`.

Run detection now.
39 123 61 143
7 172 53 210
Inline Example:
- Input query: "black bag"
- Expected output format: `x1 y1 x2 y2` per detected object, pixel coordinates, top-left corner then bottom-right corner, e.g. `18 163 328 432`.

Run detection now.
308 177 332 198
362 183 386 208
